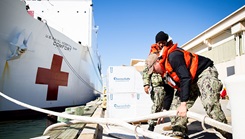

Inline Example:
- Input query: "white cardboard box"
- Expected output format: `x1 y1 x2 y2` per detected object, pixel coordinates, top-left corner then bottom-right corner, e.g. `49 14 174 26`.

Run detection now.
107 92 137 119
106 66 153 119
106 66 145 93
135 92 153 117
107 92 152 119
107 66 136 93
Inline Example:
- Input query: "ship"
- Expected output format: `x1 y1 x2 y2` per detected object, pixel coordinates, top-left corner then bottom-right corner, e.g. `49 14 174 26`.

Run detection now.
0 0 103 120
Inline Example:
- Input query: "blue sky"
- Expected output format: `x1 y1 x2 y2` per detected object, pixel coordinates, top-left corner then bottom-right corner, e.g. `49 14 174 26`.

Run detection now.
93 0 245 76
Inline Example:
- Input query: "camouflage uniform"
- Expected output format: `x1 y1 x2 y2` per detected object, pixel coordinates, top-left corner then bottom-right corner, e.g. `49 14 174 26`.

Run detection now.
144 31 174 129
170 66 227 135
142 66 166 126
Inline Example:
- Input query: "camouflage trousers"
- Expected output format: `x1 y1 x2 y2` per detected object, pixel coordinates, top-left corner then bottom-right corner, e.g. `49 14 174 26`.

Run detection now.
148 86 165 126
170 66 227 135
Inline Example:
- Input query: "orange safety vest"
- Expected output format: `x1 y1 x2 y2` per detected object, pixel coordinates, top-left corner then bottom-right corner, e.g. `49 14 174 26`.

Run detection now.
149 43 162 54
159 44 199 88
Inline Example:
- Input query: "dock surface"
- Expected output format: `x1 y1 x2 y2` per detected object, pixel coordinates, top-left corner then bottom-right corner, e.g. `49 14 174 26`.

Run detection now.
102 98 231 139
35 98 231 139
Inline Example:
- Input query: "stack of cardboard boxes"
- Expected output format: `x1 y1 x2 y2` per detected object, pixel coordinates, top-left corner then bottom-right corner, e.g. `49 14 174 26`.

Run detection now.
106 60 152 120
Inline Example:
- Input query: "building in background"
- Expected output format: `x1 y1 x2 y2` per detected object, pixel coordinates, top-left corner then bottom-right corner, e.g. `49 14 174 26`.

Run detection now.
181 6 245 82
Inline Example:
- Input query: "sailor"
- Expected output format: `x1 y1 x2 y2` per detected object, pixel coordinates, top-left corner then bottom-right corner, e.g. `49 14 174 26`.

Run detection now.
142 31 174 131
145 31 231 139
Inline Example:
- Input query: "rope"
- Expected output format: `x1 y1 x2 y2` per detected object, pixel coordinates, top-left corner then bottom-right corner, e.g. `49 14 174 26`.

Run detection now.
86 46 103 83
201 115 226 139
0 92 174 139
201 115 209 131
186 111 232 133
44 22 103 94
0 92 232 138
134 124 141 139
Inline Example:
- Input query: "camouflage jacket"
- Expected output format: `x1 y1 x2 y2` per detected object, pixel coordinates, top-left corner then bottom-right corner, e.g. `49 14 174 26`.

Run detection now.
142 65 164 87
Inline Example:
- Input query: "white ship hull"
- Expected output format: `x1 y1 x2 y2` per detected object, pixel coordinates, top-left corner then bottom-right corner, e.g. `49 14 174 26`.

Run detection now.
0 0 103 119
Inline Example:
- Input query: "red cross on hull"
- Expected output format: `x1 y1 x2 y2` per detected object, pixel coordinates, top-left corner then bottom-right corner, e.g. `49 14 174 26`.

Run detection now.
36 54 69 100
